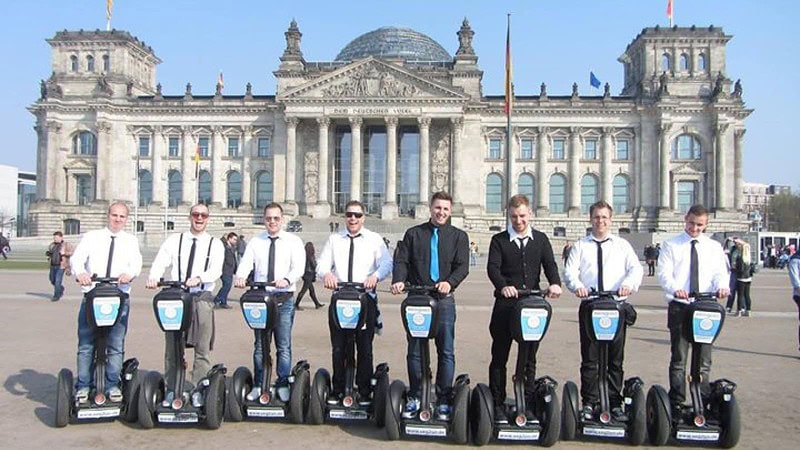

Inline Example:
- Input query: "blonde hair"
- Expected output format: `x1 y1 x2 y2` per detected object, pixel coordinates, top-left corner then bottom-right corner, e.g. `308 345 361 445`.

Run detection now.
737 241 751 264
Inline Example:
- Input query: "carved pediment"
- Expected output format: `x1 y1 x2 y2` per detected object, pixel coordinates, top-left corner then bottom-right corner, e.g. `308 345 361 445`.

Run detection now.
280 58 467 100
672 163 705 176
64 157 96 171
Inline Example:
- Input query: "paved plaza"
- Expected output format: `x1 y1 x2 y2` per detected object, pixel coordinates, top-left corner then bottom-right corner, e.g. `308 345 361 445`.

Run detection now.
0 265 798 449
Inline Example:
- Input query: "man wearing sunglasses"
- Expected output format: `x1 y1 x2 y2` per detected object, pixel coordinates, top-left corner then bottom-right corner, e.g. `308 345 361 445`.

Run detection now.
146 203 225 408
234 202 305 402
317 200 393 406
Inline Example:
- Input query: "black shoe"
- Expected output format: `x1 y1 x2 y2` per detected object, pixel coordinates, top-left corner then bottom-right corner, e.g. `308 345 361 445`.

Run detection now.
51 296 60 302
296 305 305 311
611 407 628 422
494 404 508 424
218 303 232 309
315 303 325 309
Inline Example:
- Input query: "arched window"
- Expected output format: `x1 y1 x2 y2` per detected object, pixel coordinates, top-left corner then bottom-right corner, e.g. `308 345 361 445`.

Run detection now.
86 55 95 72
679 53 689 71
549 174 567 213
255 171 273 209
198 170 212 205
518 173 535 207
485 173 503 214
672 134 702 160
613 175 631 213
72 131 97 155
580 174 599 213
138 169 152 207
102 54 110 72
168 170 182 207
227 171 242 208
70 55 78 72
697 53 707 71
661 52 671 71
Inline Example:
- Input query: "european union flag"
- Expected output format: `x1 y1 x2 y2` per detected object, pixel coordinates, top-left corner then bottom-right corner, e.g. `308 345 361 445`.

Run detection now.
590 71 601 89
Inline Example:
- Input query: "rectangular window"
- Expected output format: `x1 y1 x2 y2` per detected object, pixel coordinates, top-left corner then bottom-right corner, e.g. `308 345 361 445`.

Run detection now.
584 139 597 160
488 138 502 159
227 137 240 157
257 137 271 157
677 181 697 213
552 139 565 160
138 136 150 157
168 137 180 157
616 140 629 160
520 138 534 160
198 136 210 157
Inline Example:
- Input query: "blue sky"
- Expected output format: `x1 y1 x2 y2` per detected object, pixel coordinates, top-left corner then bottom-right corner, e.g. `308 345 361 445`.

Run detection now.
2 0 797 188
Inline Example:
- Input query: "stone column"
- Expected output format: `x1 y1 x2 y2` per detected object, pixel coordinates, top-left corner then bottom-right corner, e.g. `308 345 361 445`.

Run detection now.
450 117 464 210
313 117 332 217
536 127 549 214
415 117 431 215
634 124 643 208
568 127 581 214
211 126 224 206
151 126 164 206
658 123 671 210
601 127 614 207
42 121 62 201
715 123 730 210
349 117 363 201
241 126 253 208
95 121 113 202
180 126 196 206
284 117 299 208
734 128 746 211
382 116 399 219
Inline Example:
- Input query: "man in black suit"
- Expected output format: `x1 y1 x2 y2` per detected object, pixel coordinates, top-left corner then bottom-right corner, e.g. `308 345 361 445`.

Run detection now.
486 194 562 423
214 232 239 309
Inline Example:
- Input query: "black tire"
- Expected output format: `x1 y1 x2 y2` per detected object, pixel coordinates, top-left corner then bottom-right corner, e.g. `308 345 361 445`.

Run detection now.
55 368 73 428
385 380 405 441
451 383 470 444
646 385 671 446
120 370 141 423
718 394 741 449
289 369 310 424
627 385 647 446
308 369 328 425
137 371 163 429
226 366 251 422
560 381 579 441
539 385 561 447
373 372 389 428
204 373 225 430
470 383 493 446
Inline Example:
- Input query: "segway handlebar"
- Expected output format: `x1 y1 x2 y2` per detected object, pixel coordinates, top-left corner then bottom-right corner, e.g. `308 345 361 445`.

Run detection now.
688 291 718 302
584 290 622 301
90 274 119 284
516 288 543 297
156 279 186 289
404 283 439 295
335 281 365 291
247 281 277 288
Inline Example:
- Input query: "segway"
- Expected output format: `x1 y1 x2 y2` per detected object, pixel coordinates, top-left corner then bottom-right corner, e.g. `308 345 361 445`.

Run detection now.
307 282 389 425
55 276 140 427
137 280 227 429
471 289 561 446
384 285 470 443
646 292 740 448
225 281 310 423
561 291 647 445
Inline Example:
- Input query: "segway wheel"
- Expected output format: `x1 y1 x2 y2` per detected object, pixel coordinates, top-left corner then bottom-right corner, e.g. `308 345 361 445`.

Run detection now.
646 385 671 446
470 383 493 446
627 384 647 446
55 368 73 428
308 369 329 425
451 383 470 444
226 366 251 422
384 380 405 441
138 371 164 429
718 393 741 449
204 373 225 430
539 384 561 447
121 370 141 423
373 371 389 428
289 369 310 424
560 381 579 441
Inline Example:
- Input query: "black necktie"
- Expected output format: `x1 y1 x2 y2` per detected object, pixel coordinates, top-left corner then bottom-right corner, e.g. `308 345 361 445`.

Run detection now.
690 239 699 294
267 236 277 283
517 237 527 250
185 237 197 280
105 235 116 278
596 239 609 291
348 234 360 283
518 237 528 288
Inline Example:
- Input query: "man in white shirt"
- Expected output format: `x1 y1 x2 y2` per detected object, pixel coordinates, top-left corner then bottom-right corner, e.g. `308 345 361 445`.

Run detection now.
70 201 143 403
146 203 225 408
234 202 305 401
564 200 643 421
317 200 393 406
657 204 729 415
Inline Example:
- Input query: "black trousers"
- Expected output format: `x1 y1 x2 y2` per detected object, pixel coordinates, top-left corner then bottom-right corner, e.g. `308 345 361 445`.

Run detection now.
295 278 321 307
735 281 752 311
578 301 626 406
328 295 376 397
488 299 539 407
667 301 712 407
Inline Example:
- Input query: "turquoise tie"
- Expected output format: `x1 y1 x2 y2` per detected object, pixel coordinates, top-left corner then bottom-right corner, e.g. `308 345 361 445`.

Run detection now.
430 227 440 282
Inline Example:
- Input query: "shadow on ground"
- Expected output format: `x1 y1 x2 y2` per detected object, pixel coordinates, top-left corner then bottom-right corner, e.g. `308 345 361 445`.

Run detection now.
4 368 57 427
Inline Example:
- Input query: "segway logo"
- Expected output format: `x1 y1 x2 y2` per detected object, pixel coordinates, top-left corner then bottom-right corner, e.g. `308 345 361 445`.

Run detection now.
405 424 447 436
243 303 268 329
156 300 184 331
336 300 362 330
676 430 720 441
692 311 722 344
92 297 121 327
583 426 626 438
591 310 620 341
520 308 549 342
498 430 540 440
76 407 121 419
405 306 433 338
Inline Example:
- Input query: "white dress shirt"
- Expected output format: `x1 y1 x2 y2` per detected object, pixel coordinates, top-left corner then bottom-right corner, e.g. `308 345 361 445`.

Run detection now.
316 227 393 284
235 230 305 292
563 233 643 299
507 225 534 247
71 228 143 293
657 231 730 304
148 231 225 293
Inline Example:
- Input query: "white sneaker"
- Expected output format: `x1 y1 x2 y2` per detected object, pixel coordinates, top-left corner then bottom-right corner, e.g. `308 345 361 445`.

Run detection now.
107 386 123 403
246 387 262 402
277 385 290 403
402 397 420 419
75 387 90 404
191 391 204 408
161 391 175 408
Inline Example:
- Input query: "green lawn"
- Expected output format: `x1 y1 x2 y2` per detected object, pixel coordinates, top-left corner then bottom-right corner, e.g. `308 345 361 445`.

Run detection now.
0 259 49 270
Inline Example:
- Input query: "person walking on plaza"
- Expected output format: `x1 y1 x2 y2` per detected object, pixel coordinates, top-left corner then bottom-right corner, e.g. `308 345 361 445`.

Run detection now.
391 191 470 420
317 200 392 405
788 248 800 352
70 201 142 403
644 244 656 276
295 242 324 310
0 233 9 260
564 200 643 421
725 238 739 313
656 204 729 417
469 241 479 266
214 232 239 309
146 203 225 408
234 202 305 402
732 238 754 317
486 194 561 422
47 231 74 301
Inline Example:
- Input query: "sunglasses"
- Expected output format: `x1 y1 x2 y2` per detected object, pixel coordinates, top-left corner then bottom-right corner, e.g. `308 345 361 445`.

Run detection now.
190 211 209 219
264 216 282 222
345 212 364 219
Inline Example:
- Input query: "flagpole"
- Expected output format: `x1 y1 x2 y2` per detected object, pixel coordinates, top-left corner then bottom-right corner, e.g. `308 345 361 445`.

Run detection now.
106 0 113 31
504 13 513 210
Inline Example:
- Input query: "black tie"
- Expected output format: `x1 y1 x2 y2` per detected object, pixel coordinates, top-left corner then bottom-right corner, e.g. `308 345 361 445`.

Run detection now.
105 235 116 278
690 239 699 294
348 234 360 283
517 237 526 251
518 237 528 288
267 236 278 283
596 239 609 291
185 237 197 280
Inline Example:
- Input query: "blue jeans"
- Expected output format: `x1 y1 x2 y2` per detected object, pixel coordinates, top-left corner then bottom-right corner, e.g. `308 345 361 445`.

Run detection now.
76 298 129 390
253 295 295 384
215 274 233 305
49 266 65 299
406 296 456 400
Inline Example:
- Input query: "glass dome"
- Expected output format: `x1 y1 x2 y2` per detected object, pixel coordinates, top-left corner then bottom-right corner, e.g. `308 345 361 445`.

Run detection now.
335 26 451 62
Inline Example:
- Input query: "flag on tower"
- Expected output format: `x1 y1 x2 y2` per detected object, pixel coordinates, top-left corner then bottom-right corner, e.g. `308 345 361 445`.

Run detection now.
504 15 513 116
194 143 201 178
106 0 114 31
667 0 674 27
590 71 601 89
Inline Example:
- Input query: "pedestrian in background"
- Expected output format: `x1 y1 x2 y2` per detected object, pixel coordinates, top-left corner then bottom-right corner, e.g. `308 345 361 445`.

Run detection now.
788 248 800 352
733 238 754 317
46 231 74 301
296 242 324 310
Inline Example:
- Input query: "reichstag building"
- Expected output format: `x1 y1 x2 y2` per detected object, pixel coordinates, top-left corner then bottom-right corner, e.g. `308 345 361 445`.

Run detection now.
29 20 752 237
